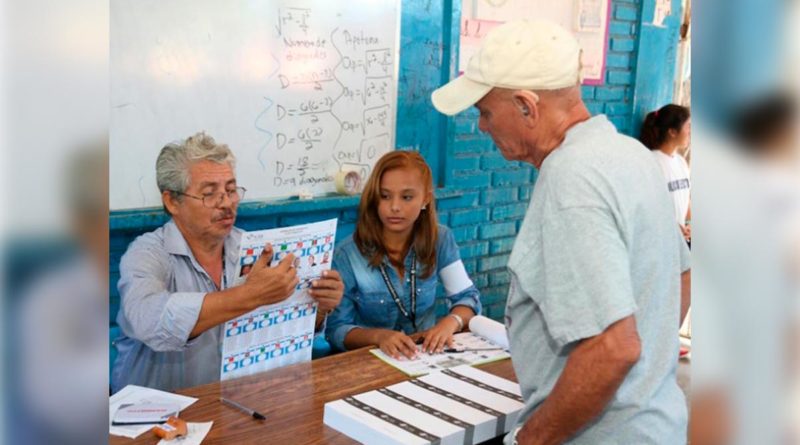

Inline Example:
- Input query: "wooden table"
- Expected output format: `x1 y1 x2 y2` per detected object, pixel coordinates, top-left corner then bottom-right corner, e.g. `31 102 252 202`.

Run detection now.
110 348 517 444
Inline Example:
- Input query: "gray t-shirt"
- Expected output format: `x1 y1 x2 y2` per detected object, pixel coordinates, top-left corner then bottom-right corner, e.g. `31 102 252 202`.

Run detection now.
505 115 690 444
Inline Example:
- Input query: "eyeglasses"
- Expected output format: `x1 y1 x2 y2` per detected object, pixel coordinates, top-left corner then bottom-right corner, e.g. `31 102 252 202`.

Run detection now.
172 186 246 208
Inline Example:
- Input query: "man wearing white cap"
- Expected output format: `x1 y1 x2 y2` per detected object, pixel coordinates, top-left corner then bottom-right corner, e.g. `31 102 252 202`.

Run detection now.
432 20 691 444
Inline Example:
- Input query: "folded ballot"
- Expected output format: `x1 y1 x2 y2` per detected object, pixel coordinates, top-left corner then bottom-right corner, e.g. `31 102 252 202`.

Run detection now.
324 365 524 445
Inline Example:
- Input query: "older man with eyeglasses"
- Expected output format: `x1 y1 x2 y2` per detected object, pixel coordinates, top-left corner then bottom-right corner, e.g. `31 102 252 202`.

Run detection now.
111 132 344 392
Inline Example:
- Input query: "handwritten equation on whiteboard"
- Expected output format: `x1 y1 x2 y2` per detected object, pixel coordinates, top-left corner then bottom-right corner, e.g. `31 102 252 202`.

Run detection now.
264 6 395 193
110 0 400 210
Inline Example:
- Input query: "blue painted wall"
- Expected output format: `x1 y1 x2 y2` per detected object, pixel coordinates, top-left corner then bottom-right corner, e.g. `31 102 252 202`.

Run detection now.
631 0 684 135
111 0 668 338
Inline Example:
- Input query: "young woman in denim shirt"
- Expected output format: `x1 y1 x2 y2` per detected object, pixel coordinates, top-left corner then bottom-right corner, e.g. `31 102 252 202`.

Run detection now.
326 151 482 359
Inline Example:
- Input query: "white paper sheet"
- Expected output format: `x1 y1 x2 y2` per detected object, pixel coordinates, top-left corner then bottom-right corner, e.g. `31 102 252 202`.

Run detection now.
221 218 337 381
356 391 464 438
576 0 604 31
109 385 198 439
157 421 213 445
420 372 524 412
467 315 509 350
653 0 672 27
370 331 510 376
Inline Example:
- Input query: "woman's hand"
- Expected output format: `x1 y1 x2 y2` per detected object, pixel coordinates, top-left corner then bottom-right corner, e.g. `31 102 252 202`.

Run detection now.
421 316 460 354
377 330 419 360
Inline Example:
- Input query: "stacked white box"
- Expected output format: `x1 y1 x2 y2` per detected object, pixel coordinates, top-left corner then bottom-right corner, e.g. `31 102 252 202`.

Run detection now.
324 365 524 445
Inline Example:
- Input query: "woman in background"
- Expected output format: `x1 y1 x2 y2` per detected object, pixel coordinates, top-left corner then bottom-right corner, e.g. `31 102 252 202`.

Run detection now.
640 104 692 242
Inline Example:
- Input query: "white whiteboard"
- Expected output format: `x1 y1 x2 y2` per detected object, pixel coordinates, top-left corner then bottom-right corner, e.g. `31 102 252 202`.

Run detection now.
111 0 400 210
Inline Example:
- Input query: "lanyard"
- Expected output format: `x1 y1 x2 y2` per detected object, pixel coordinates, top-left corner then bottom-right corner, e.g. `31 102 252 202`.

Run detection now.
220 247 228 290
217 248 228 352
221 259 228 290
378 251 417 331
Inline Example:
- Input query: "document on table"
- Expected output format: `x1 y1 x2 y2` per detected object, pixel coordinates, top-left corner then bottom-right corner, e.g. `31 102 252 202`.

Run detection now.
371 332 510 377
371 316 510 376
109 385 198 439
221 218 337 381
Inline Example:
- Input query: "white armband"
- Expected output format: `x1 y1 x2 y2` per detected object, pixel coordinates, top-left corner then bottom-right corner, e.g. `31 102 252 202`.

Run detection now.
440 260 473 295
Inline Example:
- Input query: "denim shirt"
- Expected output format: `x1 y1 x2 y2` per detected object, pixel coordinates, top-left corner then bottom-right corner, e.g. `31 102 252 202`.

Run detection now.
326 225 481 351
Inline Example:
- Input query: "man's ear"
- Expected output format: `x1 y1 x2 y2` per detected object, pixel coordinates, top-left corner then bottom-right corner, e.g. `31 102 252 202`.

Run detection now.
512 90 540 125
162 190 181 215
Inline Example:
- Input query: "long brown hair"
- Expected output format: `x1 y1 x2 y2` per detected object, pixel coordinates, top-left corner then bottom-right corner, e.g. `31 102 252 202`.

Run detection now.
353 151 438 278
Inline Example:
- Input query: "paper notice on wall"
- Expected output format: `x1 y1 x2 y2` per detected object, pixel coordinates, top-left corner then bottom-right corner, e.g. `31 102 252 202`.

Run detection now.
458 18 503 74
576 0 604 32
653 0 672 27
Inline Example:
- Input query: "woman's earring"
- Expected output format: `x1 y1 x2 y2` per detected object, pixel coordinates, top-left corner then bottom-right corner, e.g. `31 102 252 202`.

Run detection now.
421 205 427 210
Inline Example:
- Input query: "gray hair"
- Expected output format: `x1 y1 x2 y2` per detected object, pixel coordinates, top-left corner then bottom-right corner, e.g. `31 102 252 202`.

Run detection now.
156 132 236 199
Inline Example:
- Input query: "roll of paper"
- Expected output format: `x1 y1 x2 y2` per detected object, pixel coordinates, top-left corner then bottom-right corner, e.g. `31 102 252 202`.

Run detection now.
335 170 362 195
468 315 509 350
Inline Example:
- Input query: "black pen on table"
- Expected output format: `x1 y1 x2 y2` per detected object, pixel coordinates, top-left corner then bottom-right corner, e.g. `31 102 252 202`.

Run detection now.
443 347 506 353
220 397 266 420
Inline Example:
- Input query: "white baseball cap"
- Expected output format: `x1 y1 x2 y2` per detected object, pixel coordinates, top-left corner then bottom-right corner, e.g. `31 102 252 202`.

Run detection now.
431 20 582 116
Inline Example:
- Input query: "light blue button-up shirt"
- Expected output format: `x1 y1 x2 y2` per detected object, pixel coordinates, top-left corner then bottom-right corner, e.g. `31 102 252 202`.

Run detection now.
326 224 481 351
113 220 327 393
112 220 243 392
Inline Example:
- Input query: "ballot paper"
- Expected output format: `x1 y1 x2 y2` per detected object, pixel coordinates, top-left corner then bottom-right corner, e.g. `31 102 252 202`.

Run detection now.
370 315 510 376
109 385 198 439
324 365 524 445
221 218 337 381
157 422 213 445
